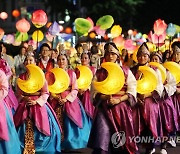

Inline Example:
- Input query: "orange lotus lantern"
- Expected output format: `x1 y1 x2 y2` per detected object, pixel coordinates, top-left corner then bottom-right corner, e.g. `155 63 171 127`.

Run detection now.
0 12 8 20
89 31 96 39
0 28 5 40
31 10 47 28
65 27 72 34
12 9 20 18
153 19 167 36
16 18 30 33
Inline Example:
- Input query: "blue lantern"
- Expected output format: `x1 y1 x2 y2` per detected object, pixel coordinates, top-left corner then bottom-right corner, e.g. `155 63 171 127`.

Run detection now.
166 23 176 37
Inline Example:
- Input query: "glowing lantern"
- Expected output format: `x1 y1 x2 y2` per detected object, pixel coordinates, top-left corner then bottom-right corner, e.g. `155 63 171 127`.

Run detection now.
48 68 70 93
96 15 114 30
86 17 94 32
76 66 93 90
148 31 166 45
15 31 28 42
12 9 20 18
137 66 158 94
163 62 180 84
153 19 167 36
93 26 105 37
174 24 180 34
166 23 176 37
45 32 54 42
31 10 47 28
110 25 122 38
13 40 21 46
48 21 60 36
0 12 8 20
46 22 52 28
103 34 109 41
17 64 45 93
132 47 138 63
146 42 156 52
0 28 4 40
149 62 167 83
16 18 30 33
28 40 37 50
4 34 14 44
113 36 124 47
89 31 96 39
32 30 44 42
65 27 72 34
124 39 136 52
93 62 125 95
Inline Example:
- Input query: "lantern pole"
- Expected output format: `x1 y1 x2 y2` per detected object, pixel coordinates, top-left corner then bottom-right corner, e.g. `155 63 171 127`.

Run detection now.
169 36 171 52
36 30 39 50
157 36 159 51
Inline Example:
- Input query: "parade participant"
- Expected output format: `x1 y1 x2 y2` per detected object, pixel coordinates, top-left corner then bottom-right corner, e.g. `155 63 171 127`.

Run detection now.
131 43 164 154
88 42 137 154
0 69 21 154
150 52 178 154
49 51 90 150
14 53 61 153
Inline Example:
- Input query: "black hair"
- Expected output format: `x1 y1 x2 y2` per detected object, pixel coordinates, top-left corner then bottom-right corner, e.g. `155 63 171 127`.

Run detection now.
171 41 180 49
39 43 50 52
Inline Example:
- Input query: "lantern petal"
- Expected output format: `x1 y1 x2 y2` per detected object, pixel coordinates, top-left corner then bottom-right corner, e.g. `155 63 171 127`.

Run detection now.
48 21 60 36
96 15 114 30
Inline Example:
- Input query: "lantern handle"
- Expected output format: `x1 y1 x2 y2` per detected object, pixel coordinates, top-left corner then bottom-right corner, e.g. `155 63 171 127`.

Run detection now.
36 30 39 49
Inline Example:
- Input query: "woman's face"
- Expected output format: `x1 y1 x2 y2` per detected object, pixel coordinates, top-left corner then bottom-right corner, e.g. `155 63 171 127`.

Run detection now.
24 56 36 65
57 55 68 69
81 54 90 66
105 52 118 63
151 55 160 63
173 52 180 63
137 54 149 65
21 47 26 55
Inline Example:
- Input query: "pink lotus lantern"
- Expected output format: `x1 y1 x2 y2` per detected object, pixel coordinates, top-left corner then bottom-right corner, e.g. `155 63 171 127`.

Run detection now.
93 26 106 37
124 39 136 52
0 28 5 40
113 36 124 47
45 32 54 42
153 19 167 36
4 34 14 44
0 12 8 20
31 10 47 28
86 17 94 32
148 31 166 46
16 18 30 33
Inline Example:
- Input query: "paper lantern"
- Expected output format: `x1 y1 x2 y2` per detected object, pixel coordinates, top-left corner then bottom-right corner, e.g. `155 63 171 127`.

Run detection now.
45 32 54 42
166 23 176 37
32 30 44 42
124 39 136 51
163 61 180 84
148 31 166 45
48 68 70 93
76 66 93 90
93 62 125 95
146 42 156 52
89 31 96 39
93 26 105 37
113 36 124 47
12 9 20 18
4 34 14 44
111 25 122 38
0 28 4 40
149 62 167 83
137 66 158 94
17 64 45 93
15 31 28 42
46 22 52 28
86 17 94 32
31 10 47 28
65 27 72 34
28 40 37 50
16 18 30 33
48 21 60 36
75 18 92 36
153 19 167 36
96 15 114 30
0 12 8 20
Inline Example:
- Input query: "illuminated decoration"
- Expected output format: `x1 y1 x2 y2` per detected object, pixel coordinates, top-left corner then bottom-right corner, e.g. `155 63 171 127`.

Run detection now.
65 27 72 34
148 31 166 46
48 21 60 36
15 32 28 42
93 62 125 95
75 18 92 36
16 18 30 33
163 61 180 84
149 62 166 83
31 10 47 28
166 23 176 37
132 47 138 63
17 64 45 93
32 30 44 42
0 28 4 40
28 40 37 50
13 40 21 46
0 12 8 20
89 31 96 39
113 36 124 48
48 68 70 93
124 39 136 52
76 66 93 90
86 17 94 32
45 32 54 42
93 26 105 37
46 22 52 28
153 19 167 36
111 25 122 38
146 42 156 52
137 66 158 94
96 15 114 30
103 34 109 41
174 24 180 34
4 34 14 44
12 9 20 18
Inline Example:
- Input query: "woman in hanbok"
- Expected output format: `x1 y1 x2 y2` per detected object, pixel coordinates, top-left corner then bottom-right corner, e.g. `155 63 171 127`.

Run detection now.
13 53 61 154
0 67 21 153
88 42 137 154
131 43 164 154
49 51 90 150
150 52 178 154
75 51 96 128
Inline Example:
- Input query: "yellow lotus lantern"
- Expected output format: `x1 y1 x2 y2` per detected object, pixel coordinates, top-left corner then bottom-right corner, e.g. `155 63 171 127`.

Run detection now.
93 62 125 95
137 66 158 94
76 66 93 90
48 68 70 93
110 25 122 38
17 64 45 93
149 62 167 83
32 30 44 42
163 62 180 84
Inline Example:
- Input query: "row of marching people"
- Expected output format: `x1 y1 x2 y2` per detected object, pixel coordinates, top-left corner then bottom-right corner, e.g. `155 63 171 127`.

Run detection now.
0 40 180 154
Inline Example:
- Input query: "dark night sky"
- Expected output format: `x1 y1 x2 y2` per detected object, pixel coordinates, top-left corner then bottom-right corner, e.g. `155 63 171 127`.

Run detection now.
134 0 180 33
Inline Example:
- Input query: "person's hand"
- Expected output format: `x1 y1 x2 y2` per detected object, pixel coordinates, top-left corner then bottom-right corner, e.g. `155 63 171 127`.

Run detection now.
59 98 67 105
22 96 31 102
176 87 180 94
108 96 121 106
100 94 110 100
79 89 87 95
27 100 37 106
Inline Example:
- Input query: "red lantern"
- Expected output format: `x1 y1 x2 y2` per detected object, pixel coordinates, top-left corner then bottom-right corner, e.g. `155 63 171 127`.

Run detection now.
0 12 8 20
103 34 109 40
65 27 72 34
31 10 48 28
0 28 5 40
12 10 20 18
16 18 30 33
153 19 167 36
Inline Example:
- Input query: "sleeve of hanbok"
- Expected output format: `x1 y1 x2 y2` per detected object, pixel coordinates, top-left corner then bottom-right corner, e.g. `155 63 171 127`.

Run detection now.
164 71 176 97
154 69 164 98
0 70 9 100
36 81 50 106
66 72 78 102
